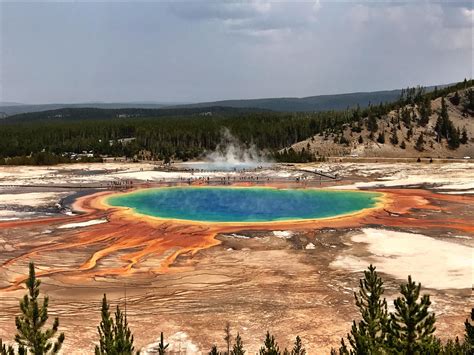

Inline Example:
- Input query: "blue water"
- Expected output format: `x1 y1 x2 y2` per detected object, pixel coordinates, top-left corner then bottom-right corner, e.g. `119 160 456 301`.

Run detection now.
106 187 380 223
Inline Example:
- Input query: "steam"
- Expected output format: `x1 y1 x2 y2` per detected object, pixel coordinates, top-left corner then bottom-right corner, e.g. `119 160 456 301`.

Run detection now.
203 128 272 170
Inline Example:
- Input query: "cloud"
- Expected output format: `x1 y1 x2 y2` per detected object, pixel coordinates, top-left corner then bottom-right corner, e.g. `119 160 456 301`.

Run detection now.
346 1 473 51
169 0 270 21
169 0 321 38
459 6 473 26
431 27 472 51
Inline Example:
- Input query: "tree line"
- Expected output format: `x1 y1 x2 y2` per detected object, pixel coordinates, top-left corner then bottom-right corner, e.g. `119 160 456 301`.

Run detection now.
1 263 472 354
0 111 354 164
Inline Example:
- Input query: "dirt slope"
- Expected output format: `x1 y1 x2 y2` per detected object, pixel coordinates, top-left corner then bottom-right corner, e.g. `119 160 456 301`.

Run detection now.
290 88 474 158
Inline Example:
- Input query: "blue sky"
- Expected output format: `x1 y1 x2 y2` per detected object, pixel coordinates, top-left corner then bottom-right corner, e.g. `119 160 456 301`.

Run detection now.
0 1 472 104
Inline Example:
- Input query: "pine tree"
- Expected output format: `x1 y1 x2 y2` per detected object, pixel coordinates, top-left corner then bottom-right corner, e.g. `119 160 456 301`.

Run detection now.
224 322 232 355
157 332 168 355
0 340 14 355
95 294 136 355
259 332 280 355
465 89 474 111
388 275 438 354
95 294 114 354
450 92 460 106
400 141 406 149
231 333 245 355
435 98 447 142
342 265 389 354
465 308 474 352
449 128 460 149
442 337 465 354
290 336 305 355
14 262 65 354
367 113 378 135
334 339 349 355
418 96 431 127
401 108 411 127
376 131 385 144
209 345 220 355
113 306 135 354
415 133 424 152
460 128 468 144
358 135 363 144
390 127 399 145
339 136 349 145
353 105 361 123
435 96 459 149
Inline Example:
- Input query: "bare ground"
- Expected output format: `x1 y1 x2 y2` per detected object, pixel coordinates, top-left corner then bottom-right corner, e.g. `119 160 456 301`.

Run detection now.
0 162 472 354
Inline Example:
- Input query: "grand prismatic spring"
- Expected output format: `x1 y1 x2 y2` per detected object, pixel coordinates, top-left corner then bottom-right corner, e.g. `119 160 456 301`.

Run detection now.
106 187 382 223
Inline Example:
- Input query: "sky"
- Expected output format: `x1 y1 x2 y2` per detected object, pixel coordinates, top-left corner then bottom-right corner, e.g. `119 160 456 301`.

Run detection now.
0 0 472 104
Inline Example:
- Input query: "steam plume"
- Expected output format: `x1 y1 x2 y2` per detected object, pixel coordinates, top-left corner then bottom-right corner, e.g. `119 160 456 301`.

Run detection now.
203 128 271 170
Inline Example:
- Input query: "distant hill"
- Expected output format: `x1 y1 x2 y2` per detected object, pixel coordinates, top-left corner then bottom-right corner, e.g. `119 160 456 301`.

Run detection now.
169 90 405 112
0 102 174 116
0 85 448 117
0 101 24 106
169 85 451 112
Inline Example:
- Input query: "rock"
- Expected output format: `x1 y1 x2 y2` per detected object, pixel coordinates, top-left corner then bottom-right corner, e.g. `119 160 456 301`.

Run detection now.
305 242 316 250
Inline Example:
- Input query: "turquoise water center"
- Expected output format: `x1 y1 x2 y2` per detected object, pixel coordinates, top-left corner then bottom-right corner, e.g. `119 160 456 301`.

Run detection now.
106 187 381 223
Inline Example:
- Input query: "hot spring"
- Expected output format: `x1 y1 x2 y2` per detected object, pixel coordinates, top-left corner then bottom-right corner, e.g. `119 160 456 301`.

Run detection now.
106 187 382 223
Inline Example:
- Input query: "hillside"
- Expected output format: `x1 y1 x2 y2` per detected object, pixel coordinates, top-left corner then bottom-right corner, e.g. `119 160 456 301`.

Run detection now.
288 87 474 159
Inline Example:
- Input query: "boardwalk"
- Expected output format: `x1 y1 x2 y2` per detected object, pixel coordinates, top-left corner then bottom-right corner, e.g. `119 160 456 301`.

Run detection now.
0 166 343 191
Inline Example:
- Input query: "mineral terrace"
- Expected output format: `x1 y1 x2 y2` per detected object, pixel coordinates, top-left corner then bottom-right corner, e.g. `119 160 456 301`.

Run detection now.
0 161 472 354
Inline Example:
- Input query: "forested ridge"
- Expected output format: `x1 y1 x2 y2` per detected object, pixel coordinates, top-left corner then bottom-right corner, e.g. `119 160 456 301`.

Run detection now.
1 106 268 124
0 80 472 165
0 110 355 164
